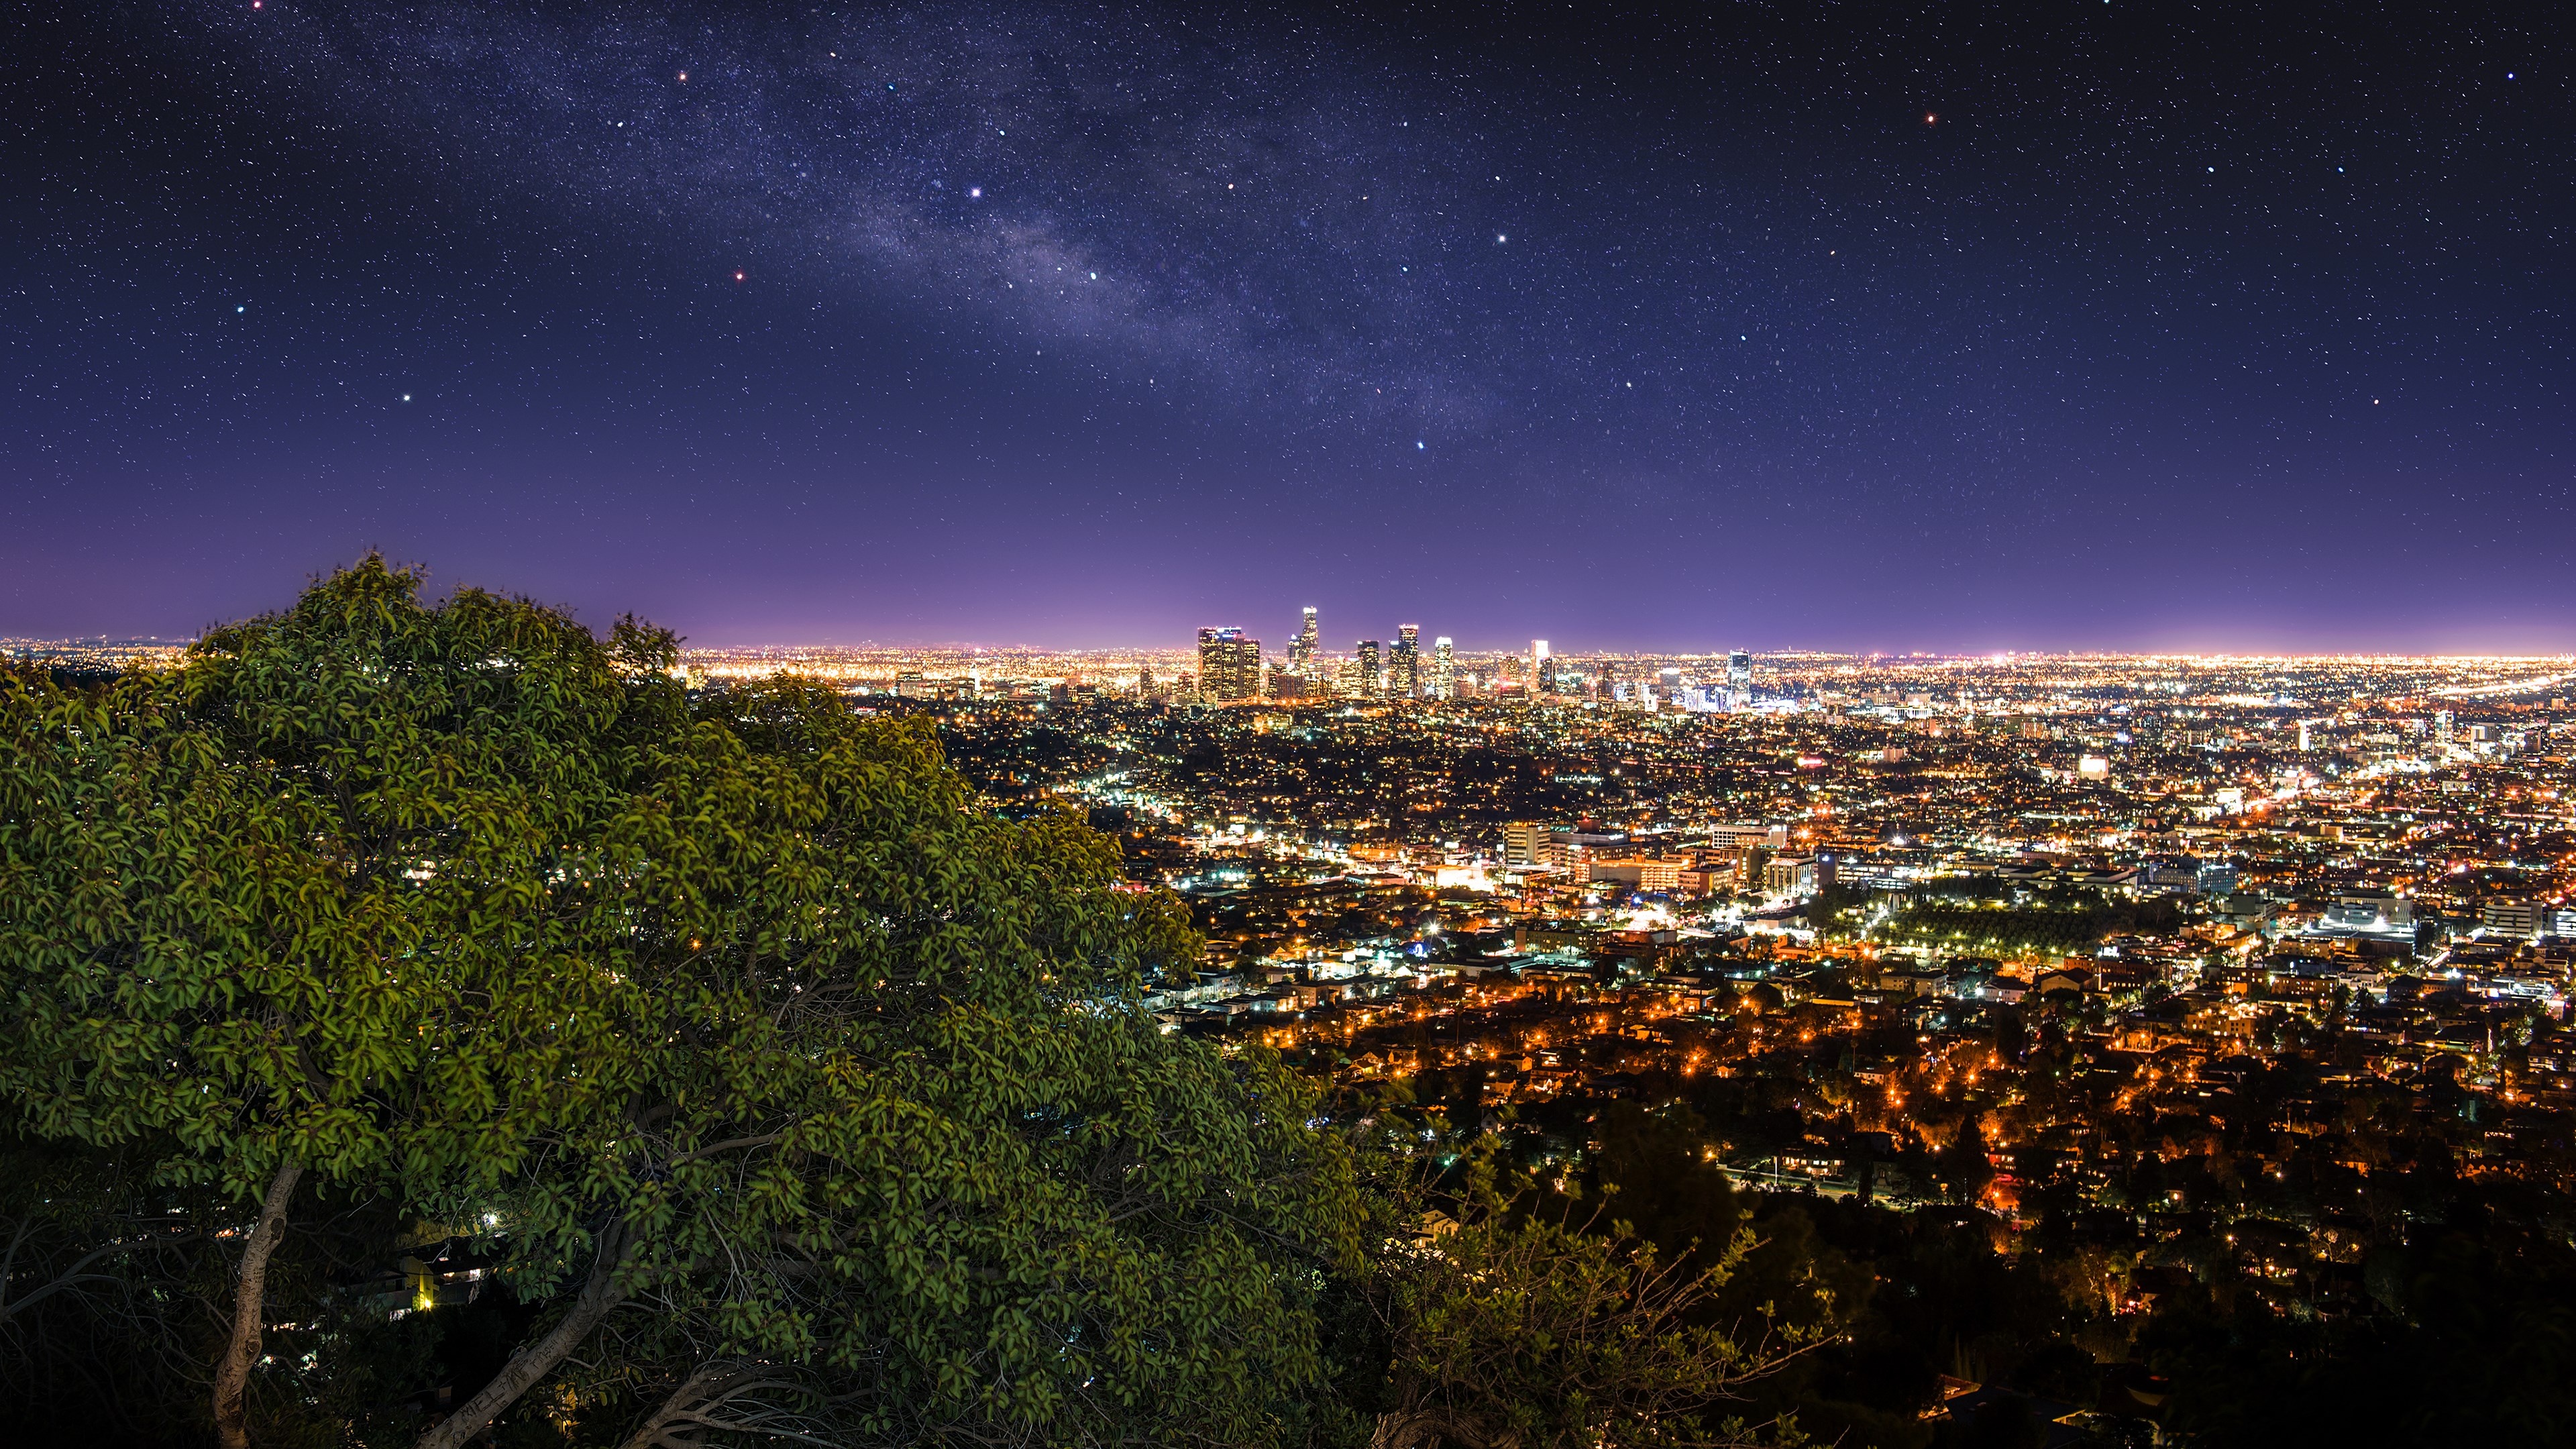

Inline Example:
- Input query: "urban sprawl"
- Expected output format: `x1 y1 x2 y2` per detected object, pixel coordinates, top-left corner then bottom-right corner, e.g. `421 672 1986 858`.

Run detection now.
21 618 2576 1438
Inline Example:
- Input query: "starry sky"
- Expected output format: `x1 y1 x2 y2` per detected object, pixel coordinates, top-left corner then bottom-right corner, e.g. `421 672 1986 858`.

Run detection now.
5 2 2570 652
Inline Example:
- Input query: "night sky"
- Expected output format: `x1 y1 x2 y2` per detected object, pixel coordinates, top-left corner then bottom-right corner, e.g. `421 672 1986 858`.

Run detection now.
6 3 2570 651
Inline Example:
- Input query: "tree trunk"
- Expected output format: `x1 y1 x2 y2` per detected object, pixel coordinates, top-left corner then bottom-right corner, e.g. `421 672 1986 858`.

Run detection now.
415 1220 631 1449
213 1159 303 1449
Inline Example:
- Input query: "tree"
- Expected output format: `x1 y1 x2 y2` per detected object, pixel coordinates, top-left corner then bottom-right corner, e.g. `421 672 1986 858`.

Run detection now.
399 671 1366 1448
1362 1153 1815 1449
0 558 673 1447
1937 1122 1996 1207
4 559 1365 1448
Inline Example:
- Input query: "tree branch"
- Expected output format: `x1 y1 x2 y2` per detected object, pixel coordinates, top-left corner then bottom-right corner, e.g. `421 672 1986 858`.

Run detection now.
413 1219 634 1449
213 1159 303 1449
665 1132 786 1167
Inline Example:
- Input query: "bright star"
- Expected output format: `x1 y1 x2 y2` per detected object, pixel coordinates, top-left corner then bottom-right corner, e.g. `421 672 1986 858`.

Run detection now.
401 394 411 402
1495 233 1507 243
969 186 982 198
1415 440 1426 450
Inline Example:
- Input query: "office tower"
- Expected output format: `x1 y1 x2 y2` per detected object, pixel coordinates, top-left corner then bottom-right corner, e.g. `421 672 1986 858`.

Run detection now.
1434 637 1456 698
1529 640 1551 699
1134 662 1152 698
2297 719 2314 752
1501 820 1548 867
1356 639 1383 696
1292 606 1319 680
1727 649 1752 690
1392 625 1421 698
1196 627 1263 702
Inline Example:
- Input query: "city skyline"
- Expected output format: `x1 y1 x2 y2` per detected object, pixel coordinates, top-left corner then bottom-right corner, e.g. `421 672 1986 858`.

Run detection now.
17 623 2576 667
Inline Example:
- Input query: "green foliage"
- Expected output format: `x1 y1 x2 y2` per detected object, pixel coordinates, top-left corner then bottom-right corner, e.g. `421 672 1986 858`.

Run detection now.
0 555 674 1202
1799 884 1876 940
1878 885 2184 957
449 670 1361 1446
1878 905 2107 957
3 559 1366 1448
1364 1146 1815 1449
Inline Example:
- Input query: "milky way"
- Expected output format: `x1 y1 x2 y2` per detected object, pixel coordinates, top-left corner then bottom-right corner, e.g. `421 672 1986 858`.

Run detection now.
4 2 2571 649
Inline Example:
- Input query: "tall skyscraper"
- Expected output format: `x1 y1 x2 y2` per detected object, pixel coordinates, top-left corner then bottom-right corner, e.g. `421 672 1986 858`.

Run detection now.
1434 637 1456 698
1391 625 1421 698
1529 639 1551 700
1291 606 1319 680
1196 627 1263 702
1727 649 1752 688
1356 639 1383 696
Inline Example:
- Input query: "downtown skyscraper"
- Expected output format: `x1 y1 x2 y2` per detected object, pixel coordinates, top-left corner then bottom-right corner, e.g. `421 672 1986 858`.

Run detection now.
1291 606 1320 682
1195 627 1263 702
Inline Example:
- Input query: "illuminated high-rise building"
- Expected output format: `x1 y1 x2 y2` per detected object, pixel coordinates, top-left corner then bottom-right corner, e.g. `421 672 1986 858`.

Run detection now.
1727 649 1752 690
1391 625 1421 698
1529 639 1551 700
1434 637 1456 698
1356 639 1383 696
1291 606 1319 680
1196 627 1263 702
